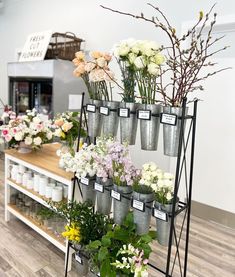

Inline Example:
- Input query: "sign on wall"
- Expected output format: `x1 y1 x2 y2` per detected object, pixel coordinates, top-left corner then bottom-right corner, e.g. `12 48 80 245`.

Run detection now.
19 30 52 62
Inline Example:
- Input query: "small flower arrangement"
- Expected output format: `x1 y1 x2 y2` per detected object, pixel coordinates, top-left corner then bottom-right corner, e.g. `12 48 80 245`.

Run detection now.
62 222 81 244
111 244 149 277
0 108 53 150
73 51 115 101
113 39 164 104
53 111 86 154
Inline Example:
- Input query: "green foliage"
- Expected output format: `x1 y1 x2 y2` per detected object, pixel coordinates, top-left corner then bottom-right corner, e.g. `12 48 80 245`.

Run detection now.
86 212 154 276
132 183 154 194
36 207 55 220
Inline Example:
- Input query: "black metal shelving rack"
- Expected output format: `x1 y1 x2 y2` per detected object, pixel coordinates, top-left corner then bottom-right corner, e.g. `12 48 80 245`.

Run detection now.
64 93 198 277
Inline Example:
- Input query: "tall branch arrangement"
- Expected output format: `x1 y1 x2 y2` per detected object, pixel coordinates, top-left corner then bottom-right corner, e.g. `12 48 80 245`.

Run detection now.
101 3 230 107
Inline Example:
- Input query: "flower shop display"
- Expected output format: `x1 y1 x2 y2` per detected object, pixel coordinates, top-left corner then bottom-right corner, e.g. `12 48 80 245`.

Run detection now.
53 111 86 155
86 212 155 277
0 108 53 153
73 51 115 140
113 39 139 145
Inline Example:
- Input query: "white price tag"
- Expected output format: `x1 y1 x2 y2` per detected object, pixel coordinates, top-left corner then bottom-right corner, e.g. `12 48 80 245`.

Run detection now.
86 104 96 113
94 182 104 193
111 190 121 201
161 113 177 126
75 253 82 264
99 106 109 116
80 177 89 186
132 199 145 211
153 208 168 221
138 110 151 120
118 108 129 118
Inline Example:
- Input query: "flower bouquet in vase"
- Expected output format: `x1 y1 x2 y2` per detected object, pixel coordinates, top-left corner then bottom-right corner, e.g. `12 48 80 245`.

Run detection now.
73 51 115 141
0 108 53 153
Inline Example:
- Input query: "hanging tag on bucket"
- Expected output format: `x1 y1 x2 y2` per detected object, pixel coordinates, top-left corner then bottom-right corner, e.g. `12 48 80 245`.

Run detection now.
132 199 145 212
80 177 89 186
153 208 168 222
99 106 109 116
118 108 130 118
160 113 177 126
137 110 151 120
94 182 104 193
111 189 121 201
86 104 96 113
75 252 83 265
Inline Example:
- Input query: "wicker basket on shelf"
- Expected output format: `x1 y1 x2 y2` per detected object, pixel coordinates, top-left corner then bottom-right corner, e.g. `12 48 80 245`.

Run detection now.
45 32 84 61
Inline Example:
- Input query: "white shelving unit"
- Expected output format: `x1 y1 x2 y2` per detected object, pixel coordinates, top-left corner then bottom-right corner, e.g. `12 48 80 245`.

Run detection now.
4 143 75 271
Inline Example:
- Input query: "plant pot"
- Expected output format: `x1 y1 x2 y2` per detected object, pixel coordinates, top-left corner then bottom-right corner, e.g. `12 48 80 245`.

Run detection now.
102 101 119 137
132 191 154 235
163 106 188 157
113 184 132 225
154 199 179 246
96 177 113 215
80 177 96 206
139 104 161 151
17 142 32 154
119 102 138 145
73 251 89 277
87 99 103 141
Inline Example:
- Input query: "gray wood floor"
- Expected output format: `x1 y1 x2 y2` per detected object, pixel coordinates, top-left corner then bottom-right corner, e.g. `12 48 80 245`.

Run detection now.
0 155 234 277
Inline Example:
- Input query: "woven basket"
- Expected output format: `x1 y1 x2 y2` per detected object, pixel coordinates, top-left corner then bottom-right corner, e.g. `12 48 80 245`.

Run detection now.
45 32 84 61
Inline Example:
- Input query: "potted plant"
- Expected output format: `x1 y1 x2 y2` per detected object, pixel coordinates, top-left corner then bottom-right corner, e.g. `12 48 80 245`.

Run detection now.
0 108 53 153
36 207 56 228
113 39 139 145
53 111 86 155
73 51 115 140
86 212 155 276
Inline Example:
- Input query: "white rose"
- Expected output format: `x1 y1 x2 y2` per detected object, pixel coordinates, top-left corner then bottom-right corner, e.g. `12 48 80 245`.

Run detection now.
62 122 73 132
33 117 41 124
96 57 107 68
149 162 158 171
54 128 63 137
118 45 130 57
164 172 174 180
134 56 146 69
33 137 42 146
166 192 173 201
143 163 150 171
157 179 165 188
128 53 137 64
46 132 53 140
14 131 24 141
147 63 159 76
155 53 165 65
24 136 33 145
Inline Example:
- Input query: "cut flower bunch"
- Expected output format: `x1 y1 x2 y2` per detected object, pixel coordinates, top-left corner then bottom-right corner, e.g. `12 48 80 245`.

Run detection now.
73 50 115 101
0 108 53 150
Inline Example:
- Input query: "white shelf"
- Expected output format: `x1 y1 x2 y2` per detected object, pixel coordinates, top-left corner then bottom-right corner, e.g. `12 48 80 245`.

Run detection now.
7 204 66 253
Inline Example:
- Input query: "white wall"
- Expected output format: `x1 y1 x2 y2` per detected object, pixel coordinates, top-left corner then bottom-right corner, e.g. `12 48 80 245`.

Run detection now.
0 0 235 213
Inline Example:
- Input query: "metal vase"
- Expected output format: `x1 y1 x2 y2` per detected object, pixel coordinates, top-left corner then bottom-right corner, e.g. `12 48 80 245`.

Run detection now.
87 99 103 141
133 191 154 235
119 102 138 145
80 177 96 206
73 251 89 276
163 106 188 157
96 177 113 215
113 184 132 225
102 101 119 137
154 200 179 246
139 104 161 151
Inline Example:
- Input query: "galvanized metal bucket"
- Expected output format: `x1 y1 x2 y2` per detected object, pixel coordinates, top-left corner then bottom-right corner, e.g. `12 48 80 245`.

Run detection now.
102 101 119 137
87 99 103 140
163 106 188 157
154 200 179 246
73 251 89 276
113 184 132 225
139 104 161 151
96 177 113 215
80 177 96 206
132 191 154 235
119 102 138 145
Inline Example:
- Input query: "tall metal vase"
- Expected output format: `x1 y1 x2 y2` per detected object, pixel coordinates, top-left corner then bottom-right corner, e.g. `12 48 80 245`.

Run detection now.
113 184 132 225
102 101 119 137
119 102 138 145
154 200 179 246
139 104 161 151
132 191 154 235
87 99 103 142
163 106 188 157
96 177 113 215
73 250 89 276
80 177 96 206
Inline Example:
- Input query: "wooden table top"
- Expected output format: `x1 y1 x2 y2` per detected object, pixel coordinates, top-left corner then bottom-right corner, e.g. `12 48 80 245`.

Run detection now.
5 143 73 181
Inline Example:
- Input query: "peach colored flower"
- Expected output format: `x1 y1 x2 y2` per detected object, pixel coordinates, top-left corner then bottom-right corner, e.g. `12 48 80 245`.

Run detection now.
54 119 64 127
89 69 106 82
72 58 81 67
96 57 107 68
84 61 96 72
75 51 85 60
76 62 86 75
62 122 73 132
90 51 102 59
73 68 82 77
103 53 112 62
